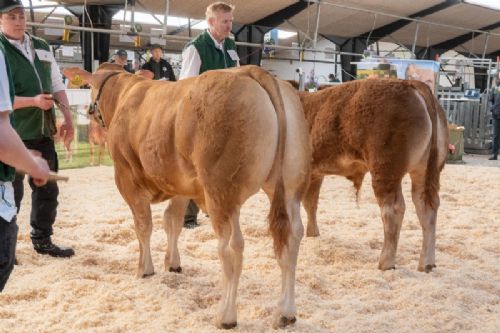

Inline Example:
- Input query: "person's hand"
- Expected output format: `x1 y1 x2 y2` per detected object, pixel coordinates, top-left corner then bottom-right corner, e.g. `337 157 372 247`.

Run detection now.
59 121 75 149
34 93 54 110
30 155 50 187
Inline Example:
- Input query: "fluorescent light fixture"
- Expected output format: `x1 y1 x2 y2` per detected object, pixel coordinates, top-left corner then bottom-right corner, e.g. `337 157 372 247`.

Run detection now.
464 0 500 10
192 21 208 30
113 10 191 27
21 0 71 15
278 30 297 39
114 10 209 31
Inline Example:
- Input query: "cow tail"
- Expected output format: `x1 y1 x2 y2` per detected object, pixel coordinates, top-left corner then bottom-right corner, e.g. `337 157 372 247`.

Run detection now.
239 65 290 257
412 82 441 209
425 97 446 210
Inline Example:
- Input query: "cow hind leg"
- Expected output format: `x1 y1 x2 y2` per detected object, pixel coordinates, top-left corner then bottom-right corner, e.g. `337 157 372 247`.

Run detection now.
272 196 303 329
130 200 154 278
163 196 189 273
207 198 243 329
372 179 406 270
410 170 438 273
89 143 95 166
98 143 105 165
302 176 323 237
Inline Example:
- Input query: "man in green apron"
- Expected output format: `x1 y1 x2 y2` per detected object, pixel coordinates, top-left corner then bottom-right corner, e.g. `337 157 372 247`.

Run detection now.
0 43 50 291
179 1 240 228
0 0 75 257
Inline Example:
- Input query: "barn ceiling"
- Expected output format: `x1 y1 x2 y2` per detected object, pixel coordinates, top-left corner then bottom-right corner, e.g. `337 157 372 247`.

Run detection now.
34 0 500 58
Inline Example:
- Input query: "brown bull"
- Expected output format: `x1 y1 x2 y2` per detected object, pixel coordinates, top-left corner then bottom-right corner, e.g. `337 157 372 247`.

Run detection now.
297 79 448 273
64 64 310 329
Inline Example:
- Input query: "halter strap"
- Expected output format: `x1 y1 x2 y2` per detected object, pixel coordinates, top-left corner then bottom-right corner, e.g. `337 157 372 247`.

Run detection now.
89 71 122 128
96 72 122 103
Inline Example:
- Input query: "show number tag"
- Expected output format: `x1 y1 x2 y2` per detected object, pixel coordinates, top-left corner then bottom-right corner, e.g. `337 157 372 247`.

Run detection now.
35 49 52 62
227 50 240 61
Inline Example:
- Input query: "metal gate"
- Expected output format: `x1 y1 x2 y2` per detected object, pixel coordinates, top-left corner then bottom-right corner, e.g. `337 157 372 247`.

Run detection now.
438 89 492 154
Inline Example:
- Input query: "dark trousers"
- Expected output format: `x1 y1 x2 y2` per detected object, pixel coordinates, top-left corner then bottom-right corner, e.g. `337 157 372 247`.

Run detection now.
0 216 18 292
13 137 59 241
492 118 500 157
184 200 199 222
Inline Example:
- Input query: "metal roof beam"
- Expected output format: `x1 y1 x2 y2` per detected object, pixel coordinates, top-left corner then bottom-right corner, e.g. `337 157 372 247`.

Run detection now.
167 20 202 35
358 0 461 41
430 21 500 52
485 49 500 60
320 34 350 47
233 1 310 66
251 0 309 27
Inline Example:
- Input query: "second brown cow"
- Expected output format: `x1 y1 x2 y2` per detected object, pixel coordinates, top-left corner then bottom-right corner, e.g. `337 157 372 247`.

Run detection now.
298 78 448 273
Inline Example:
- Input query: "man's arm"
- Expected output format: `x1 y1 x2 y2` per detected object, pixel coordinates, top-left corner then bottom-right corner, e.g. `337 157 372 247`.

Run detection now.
179 45 201 80
53 90 74 149
0 112 50 183
47 45 75 147
13 94 54 110
0 50 49 185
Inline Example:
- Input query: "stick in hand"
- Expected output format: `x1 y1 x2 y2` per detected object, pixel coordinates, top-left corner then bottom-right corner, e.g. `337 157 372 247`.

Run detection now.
49 172 69 182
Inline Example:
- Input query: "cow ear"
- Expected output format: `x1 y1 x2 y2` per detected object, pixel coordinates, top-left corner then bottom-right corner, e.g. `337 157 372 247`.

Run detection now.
63 67 91 87
136 69 154 80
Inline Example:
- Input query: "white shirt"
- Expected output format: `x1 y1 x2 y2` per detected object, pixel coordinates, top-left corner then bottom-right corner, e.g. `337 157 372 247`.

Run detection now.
7 33 66 93
0 50 13 113
0 49 17 223
179 30 239 80
179 45 202 80
0 181 16 222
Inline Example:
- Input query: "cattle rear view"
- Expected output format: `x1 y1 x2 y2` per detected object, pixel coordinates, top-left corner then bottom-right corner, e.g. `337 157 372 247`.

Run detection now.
298 79 448 273
63 64 311 329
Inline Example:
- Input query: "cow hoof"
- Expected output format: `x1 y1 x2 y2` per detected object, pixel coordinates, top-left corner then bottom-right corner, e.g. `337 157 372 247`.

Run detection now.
424 264 436 273
169 267 182 273
418 264 436 273
379 264 396 271
221 322 237 329
276 316 296 328
306 226 320 237
306 230 320 237
142 272 155 278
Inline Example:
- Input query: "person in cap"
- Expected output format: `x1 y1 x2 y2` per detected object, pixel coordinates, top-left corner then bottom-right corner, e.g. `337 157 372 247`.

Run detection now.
111 49 134 73
0 0 75 258
141 44 176 81
179 1 239 228
0 42 50 292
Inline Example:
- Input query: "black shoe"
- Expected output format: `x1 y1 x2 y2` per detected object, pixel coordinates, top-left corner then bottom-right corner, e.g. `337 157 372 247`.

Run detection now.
489 156 497 160
183 219 199 229
33 238 75 258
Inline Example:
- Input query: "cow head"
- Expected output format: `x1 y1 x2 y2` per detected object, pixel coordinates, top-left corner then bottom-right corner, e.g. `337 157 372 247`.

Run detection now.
63 64 153 127
64 63 124 86
64 63 152 88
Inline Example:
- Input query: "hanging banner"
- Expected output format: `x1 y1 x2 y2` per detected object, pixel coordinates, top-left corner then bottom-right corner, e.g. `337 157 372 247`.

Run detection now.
354 59 440 94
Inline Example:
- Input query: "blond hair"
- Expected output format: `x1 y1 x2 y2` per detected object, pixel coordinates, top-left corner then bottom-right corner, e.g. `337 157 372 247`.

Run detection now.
206 2 235 20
